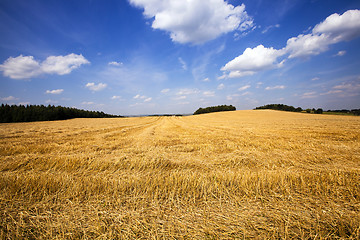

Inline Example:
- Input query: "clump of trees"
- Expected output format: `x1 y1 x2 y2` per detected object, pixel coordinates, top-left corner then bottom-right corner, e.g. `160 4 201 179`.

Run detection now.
194 105 236 115
255 104 324 114
0 104 122 123
326 109 360 116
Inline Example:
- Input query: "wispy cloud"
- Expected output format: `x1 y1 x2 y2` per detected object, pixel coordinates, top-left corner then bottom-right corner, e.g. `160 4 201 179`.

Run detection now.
203 91 215 97
178 57 187 70
1 96 18 101
238 85 251 91
265 85 286 90
217 83 225 90
111 95 123 100
335 50 346 57
108 61 123 66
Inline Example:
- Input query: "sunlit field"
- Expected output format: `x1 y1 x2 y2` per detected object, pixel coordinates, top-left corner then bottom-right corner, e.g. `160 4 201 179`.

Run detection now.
0 110 359 239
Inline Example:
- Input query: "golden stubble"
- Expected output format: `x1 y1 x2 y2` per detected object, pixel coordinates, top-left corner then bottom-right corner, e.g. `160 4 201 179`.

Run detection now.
0 110 359 239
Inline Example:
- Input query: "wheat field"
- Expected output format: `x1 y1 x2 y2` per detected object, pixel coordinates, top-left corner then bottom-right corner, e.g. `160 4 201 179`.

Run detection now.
0 110 359 239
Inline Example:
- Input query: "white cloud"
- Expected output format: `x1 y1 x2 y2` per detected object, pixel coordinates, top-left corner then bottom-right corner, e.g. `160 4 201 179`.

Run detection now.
111 95 122 100
41 54 90 75
134 94 146 99
203 91 215 97
85 82 107 91
174 95 187 100
301 91 317 99
0 55 41 79
217 83 225 90
108 61 123 66
176 88 199 95
161 88 170 93
312 77 320 81
265 85 286 90
1 96 18 101
178 57 187 70
286 9 360 58
262 24 280 34
219 9 360 78
18 102 30 105
286 33 330 58
256 82 263 88
335 50 346 56
320 90 343 95
45 99 59 104
226 94 239 101
203 77 210 82
313 9 360 42
0 54 89 79
240 91 251 96
144 97 152 102
129 0 253 44
221 45 285 78
82 101 95 105
46 89 64 94
238 85 251 91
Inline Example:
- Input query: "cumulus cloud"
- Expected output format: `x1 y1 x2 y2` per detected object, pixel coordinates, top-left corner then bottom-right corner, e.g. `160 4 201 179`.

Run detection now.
85 82 107 91
161 88 170 93
220 9 360 78
0 54 89 79
286 9 360 58
144 97 152 102
203 77 210 82
41 54 90 75
313 10 360 42
217 83 225 90
46 89 64 94
286 33 330 58
265 85 285 90
221 45 285 78
129 0 253 44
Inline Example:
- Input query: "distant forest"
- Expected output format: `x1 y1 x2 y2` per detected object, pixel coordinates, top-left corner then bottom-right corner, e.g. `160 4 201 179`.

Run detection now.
194 105 236 115
0 104 122 123
255 104 360 115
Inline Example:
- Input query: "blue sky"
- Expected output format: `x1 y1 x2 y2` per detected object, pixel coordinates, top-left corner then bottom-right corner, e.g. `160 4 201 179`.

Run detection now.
1 0 360 115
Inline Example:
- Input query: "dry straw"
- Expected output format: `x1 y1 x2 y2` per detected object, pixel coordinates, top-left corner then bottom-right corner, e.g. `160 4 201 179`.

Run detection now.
0 110 359 239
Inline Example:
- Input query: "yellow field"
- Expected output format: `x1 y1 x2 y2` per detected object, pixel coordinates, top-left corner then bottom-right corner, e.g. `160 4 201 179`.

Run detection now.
0 110 359 239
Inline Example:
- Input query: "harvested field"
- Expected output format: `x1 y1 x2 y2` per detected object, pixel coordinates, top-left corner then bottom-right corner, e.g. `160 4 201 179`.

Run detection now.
0 110 359 239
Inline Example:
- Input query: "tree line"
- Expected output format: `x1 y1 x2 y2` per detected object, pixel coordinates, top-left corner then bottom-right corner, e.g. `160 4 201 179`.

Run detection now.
194 105 236 115
0 104 122 123
254 104 360 115
254 104 324 114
